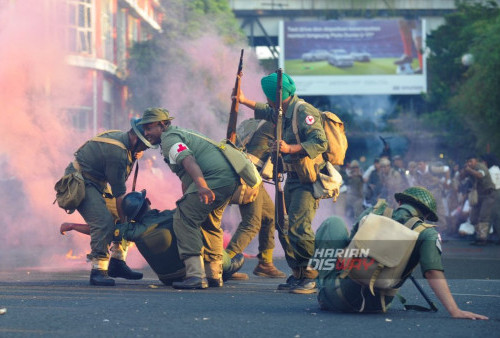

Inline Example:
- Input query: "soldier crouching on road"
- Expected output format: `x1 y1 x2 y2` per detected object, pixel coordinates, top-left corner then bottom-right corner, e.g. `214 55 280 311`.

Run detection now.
314 186 488 319
61 190 245 284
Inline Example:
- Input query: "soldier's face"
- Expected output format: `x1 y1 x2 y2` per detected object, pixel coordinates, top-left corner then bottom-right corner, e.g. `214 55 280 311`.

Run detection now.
143 122 164 145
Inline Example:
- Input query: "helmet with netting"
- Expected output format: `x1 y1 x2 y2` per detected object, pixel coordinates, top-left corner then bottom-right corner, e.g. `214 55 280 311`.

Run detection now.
394 186 438 222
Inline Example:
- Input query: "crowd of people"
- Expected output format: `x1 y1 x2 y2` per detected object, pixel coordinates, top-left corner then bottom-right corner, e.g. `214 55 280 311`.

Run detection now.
340 153 500 244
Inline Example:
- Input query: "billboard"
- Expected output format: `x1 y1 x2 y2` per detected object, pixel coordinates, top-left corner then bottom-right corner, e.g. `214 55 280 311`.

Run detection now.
279 19 427 95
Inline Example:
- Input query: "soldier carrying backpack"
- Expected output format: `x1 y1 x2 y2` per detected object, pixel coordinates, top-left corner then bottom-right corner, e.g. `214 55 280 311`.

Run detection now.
314 186 488 320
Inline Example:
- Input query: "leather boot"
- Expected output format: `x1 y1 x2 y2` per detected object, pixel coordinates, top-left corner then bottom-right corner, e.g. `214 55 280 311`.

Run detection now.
108 258 143 280
277 268 301 290
206 260 223 287
172 256 208 289
222 253 245 281
90 269 115 286
253 262 287 278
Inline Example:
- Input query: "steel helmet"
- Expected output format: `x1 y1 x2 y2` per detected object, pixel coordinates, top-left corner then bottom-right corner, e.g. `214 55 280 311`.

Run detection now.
394 186 438 222
121 189 147 221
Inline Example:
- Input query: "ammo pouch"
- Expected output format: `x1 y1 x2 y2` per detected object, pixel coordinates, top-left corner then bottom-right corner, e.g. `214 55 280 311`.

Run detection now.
53 171 85 214
287 154 323 184
312 162 343 201
230 179 260 205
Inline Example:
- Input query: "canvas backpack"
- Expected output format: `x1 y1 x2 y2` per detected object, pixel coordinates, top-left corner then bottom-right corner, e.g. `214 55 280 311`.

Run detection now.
292 100 348 165
338 209 435 311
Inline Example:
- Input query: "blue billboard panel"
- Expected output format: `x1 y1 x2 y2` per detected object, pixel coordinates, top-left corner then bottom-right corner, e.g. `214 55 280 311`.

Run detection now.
279 19 427 95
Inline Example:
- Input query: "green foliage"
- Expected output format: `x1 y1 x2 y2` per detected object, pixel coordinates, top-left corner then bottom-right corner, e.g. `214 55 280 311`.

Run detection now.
424 0 500 158
126 0 246 115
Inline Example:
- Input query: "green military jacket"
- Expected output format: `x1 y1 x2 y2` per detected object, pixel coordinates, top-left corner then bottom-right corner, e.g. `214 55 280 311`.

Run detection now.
75 131 133 197
254 95 327 165
351 201 444 277
243 120 275 163
117 209 184 277
472 162 495 195
160 126 239 194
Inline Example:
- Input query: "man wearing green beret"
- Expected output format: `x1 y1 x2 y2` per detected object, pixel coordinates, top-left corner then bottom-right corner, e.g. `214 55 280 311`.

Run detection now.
56 118 154 286
235 72 328 294
138 108 240 289
314 186 488 320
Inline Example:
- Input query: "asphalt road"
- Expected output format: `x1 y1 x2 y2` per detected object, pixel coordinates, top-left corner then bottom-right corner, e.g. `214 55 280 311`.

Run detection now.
1 240 499 337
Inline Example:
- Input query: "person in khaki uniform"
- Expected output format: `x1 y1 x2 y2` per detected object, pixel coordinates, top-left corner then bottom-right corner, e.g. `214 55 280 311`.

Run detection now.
315 187 488 320
59 118 152 286
60 190 245 284
464 155 496 245
139 108 239 289
235 72 328 294
226 120 286 278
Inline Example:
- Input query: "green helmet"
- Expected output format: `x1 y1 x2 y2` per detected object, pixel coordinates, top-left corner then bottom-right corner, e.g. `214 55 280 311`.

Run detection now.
121 189 148 221
394 186 438 222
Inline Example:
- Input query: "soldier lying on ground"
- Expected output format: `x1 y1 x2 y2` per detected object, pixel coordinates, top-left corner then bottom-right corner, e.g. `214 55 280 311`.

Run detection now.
315 186 488 320
60 190 244 285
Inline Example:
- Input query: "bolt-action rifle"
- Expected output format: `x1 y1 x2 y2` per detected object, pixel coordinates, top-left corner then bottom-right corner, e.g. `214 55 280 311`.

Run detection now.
273 68 289 235
226 49 244 143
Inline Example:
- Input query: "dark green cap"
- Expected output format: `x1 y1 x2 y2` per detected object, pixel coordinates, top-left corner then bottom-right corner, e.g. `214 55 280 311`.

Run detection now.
137 107 174 125
395 186 438 222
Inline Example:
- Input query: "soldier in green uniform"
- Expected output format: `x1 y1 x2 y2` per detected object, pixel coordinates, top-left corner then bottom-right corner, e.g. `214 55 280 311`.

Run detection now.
60 190 245 284
235 72 328 294
59 118 153 286
464 155 496 245
138 108 240 289
315 186 488 319
226 119 286 278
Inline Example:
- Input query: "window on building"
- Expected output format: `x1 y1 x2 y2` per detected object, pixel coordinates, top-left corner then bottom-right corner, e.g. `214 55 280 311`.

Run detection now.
101 0 114 62
67 106 91 131
67 0 93 55
116 8 127 70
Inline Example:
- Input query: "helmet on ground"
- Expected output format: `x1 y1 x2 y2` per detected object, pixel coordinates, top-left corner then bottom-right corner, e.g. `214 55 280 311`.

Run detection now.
121 189 147 221
394 186 438 222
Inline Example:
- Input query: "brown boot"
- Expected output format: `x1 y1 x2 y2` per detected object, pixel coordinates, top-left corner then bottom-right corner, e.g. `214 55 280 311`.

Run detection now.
253 262 287 278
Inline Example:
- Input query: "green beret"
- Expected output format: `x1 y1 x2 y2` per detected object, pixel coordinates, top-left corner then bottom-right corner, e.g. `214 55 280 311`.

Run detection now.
260 72 296 102
137 108 174 125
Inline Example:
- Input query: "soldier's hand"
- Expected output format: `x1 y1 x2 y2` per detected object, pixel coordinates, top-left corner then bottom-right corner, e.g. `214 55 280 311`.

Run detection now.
451 309 488 320
198 186 215 204
135 151 144 160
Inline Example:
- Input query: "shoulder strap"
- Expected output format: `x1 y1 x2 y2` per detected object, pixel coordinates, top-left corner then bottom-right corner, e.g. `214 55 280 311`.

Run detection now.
382 207 393 218
91 136 127 150
291 100 305 144
413 222 436 233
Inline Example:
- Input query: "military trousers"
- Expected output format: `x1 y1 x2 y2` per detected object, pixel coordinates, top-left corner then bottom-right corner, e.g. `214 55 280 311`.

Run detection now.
174 183 237 262
280 179 318 274
226 184 275 263
65 163 118 261
470 190 495 240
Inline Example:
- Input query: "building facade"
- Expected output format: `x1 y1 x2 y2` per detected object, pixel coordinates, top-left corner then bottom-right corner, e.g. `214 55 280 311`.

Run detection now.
64 0 163 133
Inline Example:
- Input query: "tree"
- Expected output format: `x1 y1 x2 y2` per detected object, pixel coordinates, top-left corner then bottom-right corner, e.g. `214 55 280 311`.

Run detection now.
423 0 500 159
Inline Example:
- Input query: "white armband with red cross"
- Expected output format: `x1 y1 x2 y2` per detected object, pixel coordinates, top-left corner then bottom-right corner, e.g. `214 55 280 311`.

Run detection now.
169 142 189 164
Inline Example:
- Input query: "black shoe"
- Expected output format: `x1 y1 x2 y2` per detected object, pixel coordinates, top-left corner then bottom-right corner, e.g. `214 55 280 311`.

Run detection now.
222 253 245 281
172 277 208 289
207 278 223 287
90 269 115 286
277 275 300 290
289 278 317 294
108 258 143 280
394 54 413 65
